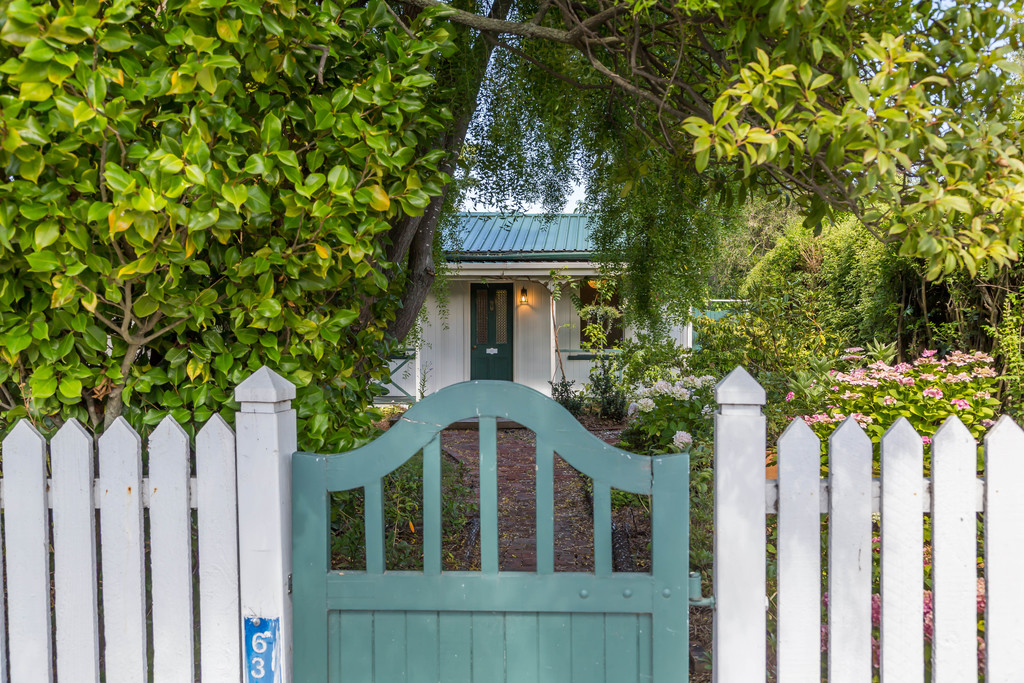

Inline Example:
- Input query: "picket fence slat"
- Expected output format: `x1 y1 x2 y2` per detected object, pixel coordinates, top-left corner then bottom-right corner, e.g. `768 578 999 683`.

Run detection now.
827 418 873 683
424 435 442 575
197 415 242 683
931 417 978 682
0 495 6 683
99 417 148 683
149 417 195 683
52 420 101 683
880 418 924 683
776 419 821 683
984 416 1024 682
2 421 54 683
713 367 767 683
535 437 554 574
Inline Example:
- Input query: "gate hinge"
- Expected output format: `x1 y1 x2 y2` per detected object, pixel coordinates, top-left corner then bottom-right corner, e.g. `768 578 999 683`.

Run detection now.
688 571 715 607
287 574 292 594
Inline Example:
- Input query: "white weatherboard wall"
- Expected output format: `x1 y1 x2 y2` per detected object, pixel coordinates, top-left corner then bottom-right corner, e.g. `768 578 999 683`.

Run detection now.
512 279 551 394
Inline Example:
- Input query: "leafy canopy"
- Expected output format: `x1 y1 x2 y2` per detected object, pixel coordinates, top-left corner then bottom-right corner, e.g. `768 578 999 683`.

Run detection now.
0 0 454 447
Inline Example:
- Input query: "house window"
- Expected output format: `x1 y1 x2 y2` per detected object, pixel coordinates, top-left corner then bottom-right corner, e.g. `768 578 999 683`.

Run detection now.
579 280 623 348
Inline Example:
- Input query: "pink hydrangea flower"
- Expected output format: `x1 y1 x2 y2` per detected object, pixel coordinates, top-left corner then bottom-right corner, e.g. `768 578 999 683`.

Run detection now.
921 349 938 358
923 387 943 399
785 391 795 402
883 395 896 406
922 436 932 445
950 398 970 410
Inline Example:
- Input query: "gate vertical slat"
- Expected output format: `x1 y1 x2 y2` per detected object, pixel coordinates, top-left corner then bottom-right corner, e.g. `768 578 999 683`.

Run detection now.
984 416 1024 681
479 416 499 573
328 611 342 680
439 613 472 682
571 614 605 682
880 419 924 683
593 482 612 576
535 438 554 574
365 480 385 574
2 421 54 683
423 436 442 574
638 616 652 680
339 612 373 681
538 613 571 679
51 420 101 683
776 419 821 683
374 612 407 680
713 367 767 683
651 453 689 683
149 417 195 683
406 612 439 683
827 418 873 683
605 614 639 683
98 417 148 683
196 416 242 683
472 613 506 680
292 452 328 683
931 417 978 682
505 613 539 682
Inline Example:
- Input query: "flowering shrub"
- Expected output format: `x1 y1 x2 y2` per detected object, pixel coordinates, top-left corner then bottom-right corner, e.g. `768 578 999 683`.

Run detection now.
620 374 717 454
792 348 1001 457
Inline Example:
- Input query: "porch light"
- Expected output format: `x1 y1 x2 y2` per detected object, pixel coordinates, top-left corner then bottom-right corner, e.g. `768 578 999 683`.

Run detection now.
520 286 528 304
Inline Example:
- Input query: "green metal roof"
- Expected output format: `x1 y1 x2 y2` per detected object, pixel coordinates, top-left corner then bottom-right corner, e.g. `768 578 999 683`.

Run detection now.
449 212 594 261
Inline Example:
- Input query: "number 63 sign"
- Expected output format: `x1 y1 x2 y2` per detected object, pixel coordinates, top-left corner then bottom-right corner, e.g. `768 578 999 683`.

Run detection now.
244 616 281 682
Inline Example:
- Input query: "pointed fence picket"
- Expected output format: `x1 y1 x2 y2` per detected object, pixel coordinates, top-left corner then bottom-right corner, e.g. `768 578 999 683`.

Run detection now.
0 413 245 683
717 368 1024 683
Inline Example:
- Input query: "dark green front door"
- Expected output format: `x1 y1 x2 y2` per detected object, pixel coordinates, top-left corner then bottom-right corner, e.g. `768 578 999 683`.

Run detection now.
470 283 513 381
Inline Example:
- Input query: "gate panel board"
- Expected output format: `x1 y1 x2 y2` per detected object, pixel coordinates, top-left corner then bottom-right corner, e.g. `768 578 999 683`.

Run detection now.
293 380 689 683
439 613 473 682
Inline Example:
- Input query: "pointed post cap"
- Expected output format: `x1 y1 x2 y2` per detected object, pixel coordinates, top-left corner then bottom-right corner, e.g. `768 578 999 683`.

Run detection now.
235 366 296 404
714 366 766 406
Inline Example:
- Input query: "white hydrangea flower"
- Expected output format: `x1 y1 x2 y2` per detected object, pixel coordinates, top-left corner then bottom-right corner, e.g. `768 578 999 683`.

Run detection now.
701 404 713 419
672 430 693 450
653 380 672 395
637 397 656 412
627 402 639 418
670 386 691 401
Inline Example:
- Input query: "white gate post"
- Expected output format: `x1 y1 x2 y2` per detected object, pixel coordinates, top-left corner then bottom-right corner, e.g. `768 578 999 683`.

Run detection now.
235 367 298 683
713 366 767 683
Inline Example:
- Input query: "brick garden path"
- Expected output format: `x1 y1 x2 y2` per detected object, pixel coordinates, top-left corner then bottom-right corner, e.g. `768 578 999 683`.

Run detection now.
441 425 624 571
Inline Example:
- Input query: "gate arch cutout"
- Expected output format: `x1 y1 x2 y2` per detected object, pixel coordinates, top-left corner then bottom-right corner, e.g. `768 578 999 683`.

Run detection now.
293 380 691 682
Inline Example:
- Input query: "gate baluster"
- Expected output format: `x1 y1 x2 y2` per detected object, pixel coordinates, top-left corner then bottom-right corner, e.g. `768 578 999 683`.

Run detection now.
593 481 612 576
423 436 442 575
479 416 499 573
536 438 555 574
365 479 385 574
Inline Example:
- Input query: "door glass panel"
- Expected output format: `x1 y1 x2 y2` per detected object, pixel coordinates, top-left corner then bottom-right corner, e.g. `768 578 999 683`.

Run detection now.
476 289 489 344
495 289 507 344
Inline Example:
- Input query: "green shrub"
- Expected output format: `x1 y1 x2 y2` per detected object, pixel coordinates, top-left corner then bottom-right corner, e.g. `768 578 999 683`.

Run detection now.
620 373 717 454
549 376 585 416
792 347 1001 472
585 352 627 420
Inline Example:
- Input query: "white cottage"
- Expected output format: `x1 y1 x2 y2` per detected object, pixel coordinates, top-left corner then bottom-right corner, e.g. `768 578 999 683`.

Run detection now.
382 212 693 401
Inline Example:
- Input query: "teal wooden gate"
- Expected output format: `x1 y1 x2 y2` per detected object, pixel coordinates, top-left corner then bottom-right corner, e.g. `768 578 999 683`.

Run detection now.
292 381 691 682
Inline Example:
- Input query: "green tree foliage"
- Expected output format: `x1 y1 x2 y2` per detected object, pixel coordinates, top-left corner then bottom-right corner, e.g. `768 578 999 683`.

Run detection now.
0 0 454 447
414 0 1024 287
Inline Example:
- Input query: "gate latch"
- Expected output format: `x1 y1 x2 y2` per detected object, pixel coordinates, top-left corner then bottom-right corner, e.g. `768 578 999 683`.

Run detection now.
688 571 715 607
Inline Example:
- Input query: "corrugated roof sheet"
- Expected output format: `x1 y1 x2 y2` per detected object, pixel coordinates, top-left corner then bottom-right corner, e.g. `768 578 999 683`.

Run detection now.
450 212 594 260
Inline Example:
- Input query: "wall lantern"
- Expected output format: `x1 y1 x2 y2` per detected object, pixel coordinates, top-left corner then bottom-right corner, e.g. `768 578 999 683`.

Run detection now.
520 286 528 304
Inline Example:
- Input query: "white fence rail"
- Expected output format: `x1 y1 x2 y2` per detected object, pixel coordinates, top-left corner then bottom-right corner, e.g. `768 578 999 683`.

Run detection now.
714 366 1024 683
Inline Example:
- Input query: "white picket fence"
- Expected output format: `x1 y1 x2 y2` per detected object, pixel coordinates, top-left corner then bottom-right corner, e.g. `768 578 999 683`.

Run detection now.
714 366 1024 683
0 367 295 683
2 364 1021 682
